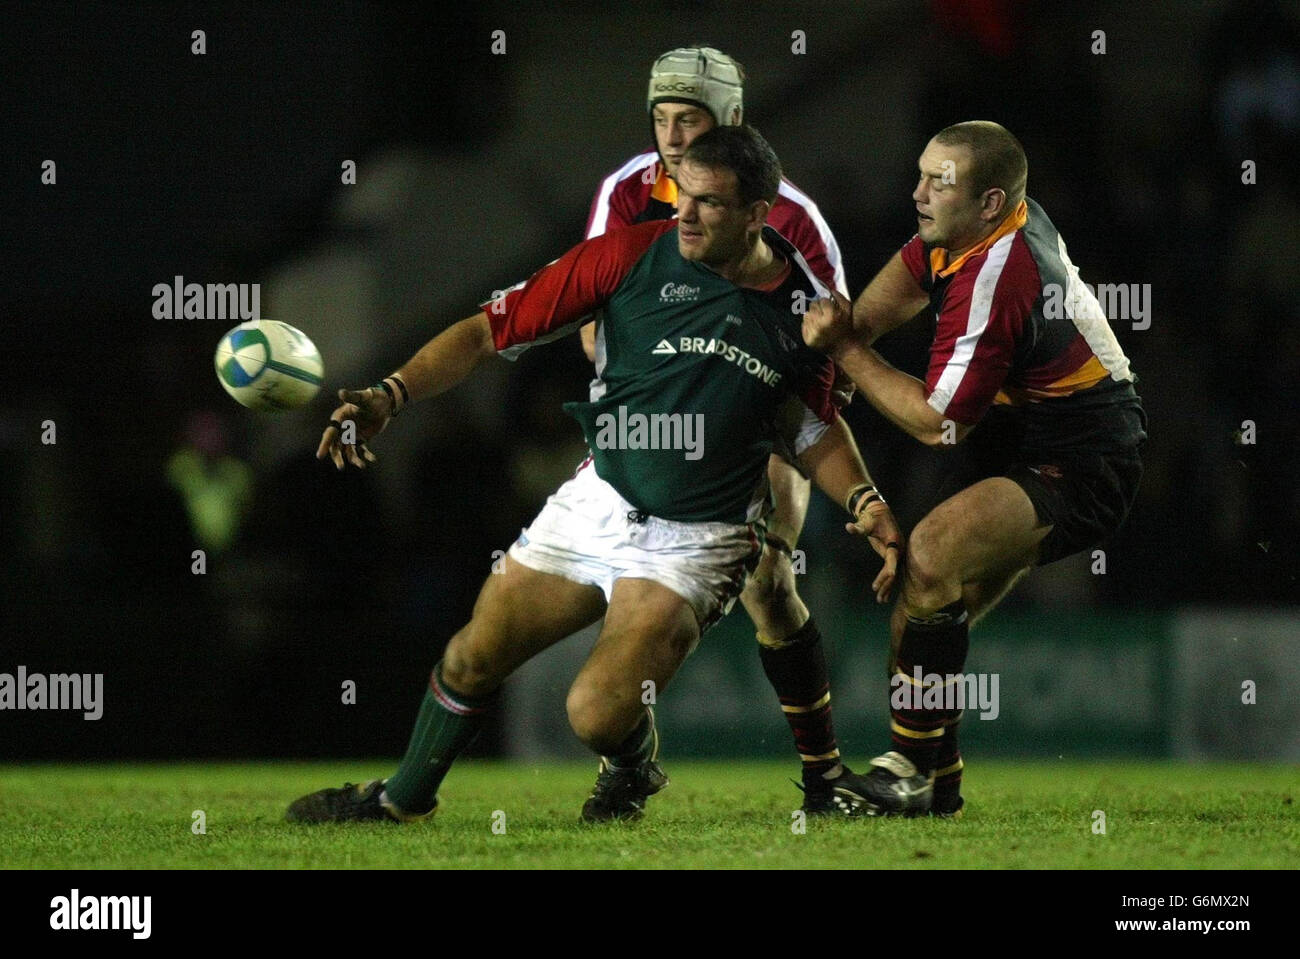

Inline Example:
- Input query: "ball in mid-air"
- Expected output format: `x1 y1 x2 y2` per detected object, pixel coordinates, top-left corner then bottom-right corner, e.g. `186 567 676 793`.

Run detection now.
214 320 324 411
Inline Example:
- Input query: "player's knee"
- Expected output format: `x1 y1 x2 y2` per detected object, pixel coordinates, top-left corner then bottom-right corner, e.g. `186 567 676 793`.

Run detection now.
565 683 633 753
904 522 957 599
743 548 797 608
441 631 501 697
742 564 784 610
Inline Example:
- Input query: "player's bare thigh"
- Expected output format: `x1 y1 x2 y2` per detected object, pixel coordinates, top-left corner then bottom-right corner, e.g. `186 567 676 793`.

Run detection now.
565 577 699 752
904 477 1051 607
442 554 607 696
741 456 811 641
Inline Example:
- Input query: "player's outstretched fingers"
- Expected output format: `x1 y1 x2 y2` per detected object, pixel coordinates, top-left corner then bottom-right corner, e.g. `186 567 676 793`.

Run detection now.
873 542 902 603
360 444 377 464
317 417 344 462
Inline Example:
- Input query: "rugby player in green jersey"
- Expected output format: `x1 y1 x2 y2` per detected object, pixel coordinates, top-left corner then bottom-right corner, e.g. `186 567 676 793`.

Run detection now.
287 126 902 825
583 46 858 814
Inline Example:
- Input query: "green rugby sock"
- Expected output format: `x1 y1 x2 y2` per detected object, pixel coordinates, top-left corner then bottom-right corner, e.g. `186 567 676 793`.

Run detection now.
383 661 497 815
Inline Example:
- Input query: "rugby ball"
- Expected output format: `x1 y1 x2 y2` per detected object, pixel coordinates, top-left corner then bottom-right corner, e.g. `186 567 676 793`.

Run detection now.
214 320 324 411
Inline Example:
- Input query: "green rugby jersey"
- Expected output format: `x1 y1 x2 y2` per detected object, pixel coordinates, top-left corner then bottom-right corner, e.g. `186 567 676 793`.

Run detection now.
485 220 839 523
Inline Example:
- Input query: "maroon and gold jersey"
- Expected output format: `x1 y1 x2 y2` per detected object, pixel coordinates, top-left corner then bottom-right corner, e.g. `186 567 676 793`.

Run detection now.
587 151 848 297
901 197 1145 453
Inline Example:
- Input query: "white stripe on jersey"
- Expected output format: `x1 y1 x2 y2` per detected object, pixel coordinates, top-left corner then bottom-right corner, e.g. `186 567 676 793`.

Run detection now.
777 179 848 297
1056 234 1135 383
498 318 586 362
783 239 832 301
926 232 1016 418
791 403 832 456
587 151 659 239
589 319 608 401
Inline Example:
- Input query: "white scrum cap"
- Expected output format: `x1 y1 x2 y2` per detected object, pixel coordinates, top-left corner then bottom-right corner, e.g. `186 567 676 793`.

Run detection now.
647 47 744 126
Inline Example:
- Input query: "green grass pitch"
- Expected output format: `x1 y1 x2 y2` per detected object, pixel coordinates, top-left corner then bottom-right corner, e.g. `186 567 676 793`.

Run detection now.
1 760 1294 868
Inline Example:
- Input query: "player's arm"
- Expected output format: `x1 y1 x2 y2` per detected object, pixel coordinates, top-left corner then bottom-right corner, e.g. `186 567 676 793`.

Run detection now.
395 312 496 403
316 313 496 469
796 415 902 603
803 292 972 447
851 250 930 345
578 312 600 363
319 222 664 469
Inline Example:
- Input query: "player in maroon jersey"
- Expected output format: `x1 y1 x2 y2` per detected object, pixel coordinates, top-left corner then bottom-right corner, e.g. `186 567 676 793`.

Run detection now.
804 121 1146 818
581 46 858 813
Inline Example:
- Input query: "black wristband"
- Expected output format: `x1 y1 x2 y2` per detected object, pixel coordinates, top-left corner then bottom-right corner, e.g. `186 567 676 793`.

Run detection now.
388 374 410 407
849 486 884 518
374 379 399 416
843 482 874 514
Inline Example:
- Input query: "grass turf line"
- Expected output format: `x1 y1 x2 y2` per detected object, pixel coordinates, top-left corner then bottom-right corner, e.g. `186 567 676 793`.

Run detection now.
0 760 1294 868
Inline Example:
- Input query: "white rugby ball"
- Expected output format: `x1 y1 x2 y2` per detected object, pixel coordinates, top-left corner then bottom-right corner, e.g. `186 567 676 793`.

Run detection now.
214 320 324 411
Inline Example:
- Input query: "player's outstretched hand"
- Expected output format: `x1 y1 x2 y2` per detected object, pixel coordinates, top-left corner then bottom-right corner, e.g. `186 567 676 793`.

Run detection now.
316 387 394 470
846 498 904 603
802 291 855 357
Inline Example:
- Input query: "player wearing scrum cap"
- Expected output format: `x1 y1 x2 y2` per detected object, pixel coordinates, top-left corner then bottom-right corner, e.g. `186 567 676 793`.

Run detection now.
580 47 857 814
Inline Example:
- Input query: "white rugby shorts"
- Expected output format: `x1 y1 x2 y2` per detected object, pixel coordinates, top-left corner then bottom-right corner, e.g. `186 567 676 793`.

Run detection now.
508 458 763 630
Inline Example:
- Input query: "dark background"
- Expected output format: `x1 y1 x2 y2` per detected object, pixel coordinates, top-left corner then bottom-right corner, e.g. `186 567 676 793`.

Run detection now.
2 0 1296 759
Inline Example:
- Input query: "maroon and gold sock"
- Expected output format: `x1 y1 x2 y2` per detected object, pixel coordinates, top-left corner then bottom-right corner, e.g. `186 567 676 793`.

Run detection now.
890 600 969 775
932 713 964 806
757 617 841 783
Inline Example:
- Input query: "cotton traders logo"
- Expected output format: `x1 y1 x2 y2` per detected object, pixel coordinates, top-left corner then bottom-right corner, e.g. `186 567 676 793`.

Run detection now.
660 282 700 303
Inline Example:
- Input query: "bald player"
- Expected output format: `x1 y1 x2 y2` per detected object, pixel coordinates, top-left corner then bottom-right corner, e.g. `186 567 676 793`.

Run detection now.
805 121 1146 818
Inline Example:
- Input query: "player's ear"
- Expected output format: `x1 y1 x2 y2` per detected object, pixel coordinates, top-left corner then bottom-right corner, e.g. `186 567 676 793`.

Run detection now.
747 198 771 229
981 187 1007 221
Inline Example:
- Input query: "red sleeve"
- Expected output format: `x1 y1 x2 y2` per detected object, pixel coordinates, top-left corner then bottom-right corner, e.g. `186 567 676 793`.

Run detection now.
483 221 673 359
899 234 927 284
924 236 1038 425
795 353 840 427
767 195 847 296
